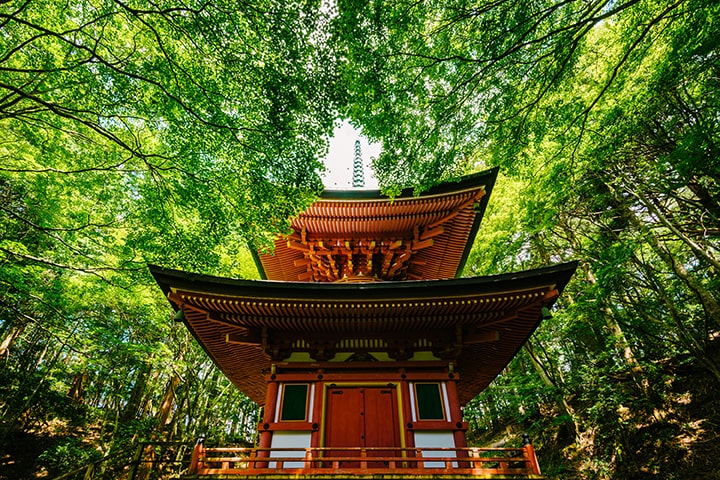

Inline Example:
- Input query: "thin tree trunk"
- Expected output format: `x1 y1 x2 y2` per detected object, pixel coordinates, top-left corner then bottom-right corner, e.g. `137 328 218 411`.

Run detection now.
608 180 720 329
627 180 720 271
67 371 88 403
0 324 22 360
639 262 720 384
585 269 652 398
524 341 581 443
121 363 151 423
135 373 182 480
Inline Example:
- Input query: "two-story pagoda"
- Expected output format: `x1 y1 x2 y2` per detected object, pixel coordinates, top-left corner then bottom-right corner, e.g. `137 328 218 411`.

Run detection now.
150 167 577 479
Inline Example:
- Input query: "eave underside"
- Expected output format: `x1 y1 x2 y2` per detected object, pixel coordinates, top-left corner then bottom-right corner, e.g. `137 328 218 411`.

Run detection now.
150 261 577 405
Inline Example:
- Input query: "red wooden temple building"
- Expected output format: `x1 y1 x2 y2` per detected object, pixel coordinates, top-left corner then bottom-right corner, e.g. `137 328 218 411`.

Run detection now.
150 167 577 479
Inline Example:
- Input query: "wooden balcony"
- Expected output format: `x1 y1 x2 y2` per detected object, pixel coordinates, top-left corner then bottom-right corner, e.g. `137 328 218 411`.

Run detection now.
186 440 544 479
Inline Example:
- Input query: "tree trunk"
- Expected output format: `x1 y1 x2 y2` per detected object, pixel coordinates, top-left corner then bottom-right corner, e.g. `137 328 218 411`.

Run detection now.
157 374 181 429
0 324 22 360
67 371 88 404
134 373 182 480
627 180 720 272
585 268 652 398
524 341 581 443
121 363 150 423
608 180 720 329
639 261 720 384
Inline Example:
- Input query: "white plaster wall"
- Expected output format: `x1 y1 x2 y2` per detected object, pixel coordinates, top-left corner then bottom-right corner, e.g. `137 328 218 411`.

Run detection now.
269 431 311 468
413 431 457 468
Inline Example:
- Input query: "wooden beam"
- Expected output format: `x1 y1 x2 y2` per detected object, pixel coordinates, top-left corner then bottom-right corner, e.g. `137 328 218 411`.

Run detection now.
297 270 314 281
464 330 500 344
287 240 310 251
388 239 403 250
388 252 411 276
420 226 444 240
427 196 478 230
479 312 519 329
394 251 411 263
427 209 460 229
226 332 262 345
412 238 434 250
544 289 559 301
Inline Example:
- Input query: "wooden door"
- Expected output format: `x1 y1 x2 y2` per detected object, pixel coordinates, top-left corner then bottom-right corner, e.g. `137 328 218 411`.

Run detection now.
325 387 364 466
363 387 399 466
325 386 400 468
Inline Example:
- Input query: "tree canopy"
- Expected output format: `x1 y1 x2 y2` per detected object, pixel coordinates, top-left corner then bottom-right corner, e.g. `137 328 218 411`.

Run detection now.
1 0 719 478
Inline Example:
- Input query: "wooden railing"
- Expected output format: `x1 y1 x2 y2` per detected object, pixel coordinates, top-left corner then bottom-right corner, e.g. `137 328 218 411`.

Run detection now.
188 436 542 477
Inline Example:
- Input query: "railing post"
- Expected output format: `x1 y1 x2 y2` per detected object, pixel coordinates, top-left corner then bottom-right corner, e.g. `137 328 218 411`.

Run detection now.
416 448 424 470
188 434 206 474
248 448 258 469
470 447 479 470
304 448 312 470
522 433 541 475
360 447 367 469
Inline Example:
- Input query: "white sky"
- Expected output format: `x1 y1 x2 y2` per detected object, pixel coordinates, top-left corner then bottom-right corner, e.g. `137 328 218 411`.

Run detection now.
321 121 381 189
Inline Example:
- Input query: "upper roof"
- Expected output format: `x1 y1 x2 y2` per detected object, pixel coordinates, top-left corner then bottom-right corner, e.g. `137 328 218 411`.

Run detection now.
150 260 577 405
253 168 498 282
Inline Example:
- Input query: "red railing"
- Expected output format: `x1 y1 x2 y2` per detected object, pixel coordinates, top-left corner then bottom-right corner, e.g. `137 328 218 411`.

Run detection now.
188 440 542 477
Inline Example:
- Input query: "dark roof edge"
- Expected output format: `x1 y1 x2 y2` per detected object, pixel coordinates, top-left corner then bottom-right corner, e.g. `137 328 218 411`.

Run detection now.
149 260 578 304
320 166 499 200
455 168 498 277
249 248 267 280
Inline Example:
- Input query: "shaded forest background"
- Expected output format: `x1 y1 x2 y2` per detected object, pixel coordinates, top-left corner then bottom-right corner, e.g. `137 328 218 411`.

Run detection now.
1 0 718 478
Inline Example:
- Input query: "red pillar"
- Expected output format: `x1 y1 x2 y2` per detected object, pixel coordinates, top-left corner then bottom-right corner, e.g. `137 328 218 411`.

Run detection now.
258 377 279 461
445 378 467 449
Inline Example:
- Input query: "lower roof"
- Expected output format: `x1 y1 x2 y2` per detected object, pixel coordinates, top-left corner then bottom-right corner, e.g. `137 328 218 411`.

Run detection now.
150 261 577 405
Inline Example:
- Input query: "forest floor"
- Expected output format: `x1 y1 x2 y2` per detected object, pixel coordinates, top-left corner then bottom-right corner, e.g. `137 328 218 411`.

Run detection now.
1 420 104 479
2 348 720 480
571 358 720 479
612 357 720 480
472 344 720 480
0 431 52 479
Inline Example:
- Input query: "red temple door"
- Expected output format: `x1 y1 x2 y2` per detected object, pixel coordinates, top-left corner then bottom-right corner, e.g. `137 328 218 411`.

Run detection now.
325 386 399 467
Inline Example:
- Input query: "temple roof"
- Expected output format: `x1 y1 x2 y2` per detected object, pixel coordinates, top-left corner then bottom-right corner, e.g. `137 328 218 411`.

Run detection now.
253 168 498 282
150 260 577 405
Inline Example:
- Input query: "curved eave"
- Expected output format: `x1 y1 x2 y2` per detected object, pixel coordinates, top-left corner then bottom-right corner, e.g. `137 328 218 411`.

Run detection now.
150 260 574 302
150 261 577 405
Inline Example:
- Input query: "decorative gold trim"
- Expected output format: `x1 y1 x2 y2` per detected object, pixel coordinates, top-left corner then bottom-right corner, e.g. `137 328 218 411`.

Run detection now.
173 289 549 308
